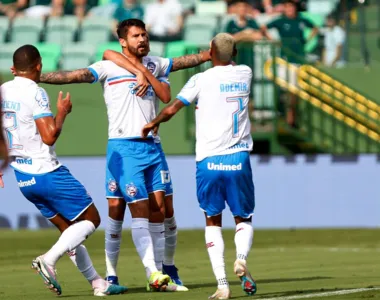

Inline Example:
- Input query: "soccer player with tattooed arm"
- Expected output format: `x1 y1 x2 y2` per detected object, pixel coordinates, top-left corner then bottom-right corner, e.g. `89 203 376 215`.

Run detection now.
2 44 128 297
35 18 210 292
142 33 257 300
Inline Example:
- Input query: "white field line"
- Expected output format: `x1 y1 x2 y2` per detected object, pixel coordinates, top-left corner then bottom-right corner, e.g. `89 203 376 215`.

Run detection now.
253 247 380 253
260 287 380 300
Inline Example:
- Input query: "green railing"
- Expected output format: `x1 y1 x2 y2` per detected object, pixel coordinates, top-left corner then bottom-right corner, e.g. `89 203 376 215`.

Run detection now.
182 41 380 154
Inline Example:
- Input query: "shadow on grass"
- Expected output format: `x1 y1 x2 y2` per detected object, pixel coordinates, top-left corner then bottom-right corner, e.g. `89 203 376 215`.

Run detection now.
58 277 333 298
184 276 333 290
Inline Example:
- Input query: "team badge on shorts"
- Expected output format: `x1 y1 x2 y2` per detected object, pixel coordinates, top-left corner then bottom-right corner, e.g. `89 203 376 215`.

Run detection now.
147 62 156 74
108 180 118 193
126 183 138 198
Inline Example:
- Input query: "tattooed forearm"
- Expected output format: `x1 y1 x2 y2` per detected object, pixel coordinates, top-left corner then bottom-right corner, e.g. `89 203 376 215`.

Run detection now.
171 51 210 72
40 69 95 85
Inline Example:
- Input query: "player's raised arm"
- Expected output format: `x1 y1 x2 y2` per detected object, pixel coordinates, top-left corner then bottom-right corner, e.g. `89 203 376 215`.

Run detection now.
103 50 170 102
35 90 72 146
39 69 95 85
142 73 201 137
142 99 185 138
170 50 211 72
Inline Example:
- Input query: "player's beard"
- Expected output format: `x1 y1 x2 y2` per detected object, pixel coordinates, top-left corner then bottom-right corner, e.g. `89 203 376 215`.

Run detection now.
128 43 150 58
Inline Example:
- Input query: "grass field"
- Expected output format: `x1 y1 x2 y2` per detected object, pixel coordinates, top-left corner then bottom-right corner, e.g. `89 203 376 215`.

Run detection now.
0 229 379 300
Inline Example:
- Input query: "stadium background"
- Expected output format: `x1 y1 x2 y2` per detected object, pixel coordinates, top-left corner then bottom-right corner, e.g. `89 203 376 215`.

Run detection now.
1 0 380 299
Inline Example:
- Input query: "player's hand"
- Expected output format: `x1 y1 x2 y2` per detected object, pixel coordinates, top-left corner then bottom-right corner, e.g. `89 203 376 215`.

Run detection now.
0 172 5 188
201 50 211 62
0 142 8 187
135 71 149 97
57 91 72 115
142 122 159 138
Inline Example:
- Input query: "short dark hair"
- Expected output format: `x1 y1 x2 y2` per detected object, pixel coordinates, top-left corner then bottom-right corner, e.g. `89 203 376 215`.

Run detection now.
13 44 41 72
230 0 248 4
283 0 296 5
116 18 146 39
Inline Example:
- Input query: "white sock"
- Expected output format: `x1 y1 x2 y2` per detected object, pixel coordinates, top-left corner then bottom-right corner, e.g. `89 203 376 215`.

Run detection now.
149 222 165 271
235 222 254 263
163 216 177 266
67 245 107 290
131 218 158 278
105 217 123 277
44 220 95 267
205 226 228 289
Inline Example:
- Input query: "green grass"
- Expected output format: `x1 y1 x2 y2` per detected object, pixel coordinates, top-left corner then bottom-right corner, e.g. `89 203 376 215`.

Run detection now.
0 229 379 299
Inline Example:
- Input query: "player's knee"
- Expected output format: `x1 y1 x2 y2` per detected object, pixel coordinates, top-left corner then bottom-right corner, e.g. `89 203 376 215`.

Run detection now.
89 210 101 228
108 198 126 221
92 213 101 228
164 195 174 218
81 204 101 228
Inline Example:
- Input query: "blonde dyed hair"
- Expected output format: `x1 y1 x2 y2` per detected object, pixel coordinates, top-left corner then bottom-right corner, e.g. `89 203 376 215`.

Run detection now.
211 33 236 63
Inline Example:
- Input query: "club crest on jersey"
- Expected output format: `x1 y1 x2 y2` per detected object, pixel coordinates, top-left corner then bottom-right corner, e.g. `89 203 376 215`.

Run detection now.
108 180 118 193
126 183 138 198
147 62 156 74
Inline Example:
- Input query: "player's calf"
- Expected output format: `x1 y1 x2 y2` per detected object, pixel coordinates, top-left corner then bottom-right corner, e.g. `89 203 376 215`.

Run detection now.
105 198 125 284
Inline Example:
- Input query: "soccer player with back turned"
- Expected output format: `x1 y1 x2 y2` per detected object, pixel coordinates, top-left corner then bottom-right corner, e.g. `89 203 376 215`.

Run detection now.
0 45 127 297
142 33 257 300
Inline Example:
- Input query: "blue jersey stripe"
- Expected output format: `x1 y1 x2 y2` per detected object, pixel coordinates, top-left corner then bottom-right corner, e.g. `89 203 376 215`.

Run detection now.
33 113 53 120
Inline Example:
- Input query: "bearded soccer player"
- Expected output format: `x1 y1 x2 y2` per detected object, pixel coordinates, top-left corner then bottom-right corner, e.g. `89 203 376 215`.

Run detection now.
142 33 257 300
1 45 127 297
37 19 209 291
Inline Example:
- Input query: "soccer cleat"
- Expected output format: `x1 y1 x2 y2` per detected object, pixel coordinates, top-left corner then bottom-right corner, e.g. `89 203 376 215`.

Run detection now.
146 271 170 292
146 279 189 292
162 264 184 286
208 287 231 299
105 276 119 285
162 280 189 292
234 259 257 296
94 283 128 296
31 256 62 296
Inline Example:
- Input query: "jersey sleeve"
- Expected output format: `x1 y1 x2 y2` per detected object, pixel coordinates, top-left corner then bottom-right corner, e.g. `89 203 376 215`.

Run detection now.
88 61 112 83
176 74 201 106
33 87 53 120
248 19 260 30
266 19 279 29
156 57 173 78
158 76 170 86
302 17 315 28
225 20 234 33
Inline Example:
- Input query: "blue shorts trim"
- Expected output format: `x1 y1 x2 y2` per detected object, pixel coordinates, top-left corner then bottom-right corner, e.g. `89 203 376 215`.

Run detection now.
14 165 93 221
196 152 255 218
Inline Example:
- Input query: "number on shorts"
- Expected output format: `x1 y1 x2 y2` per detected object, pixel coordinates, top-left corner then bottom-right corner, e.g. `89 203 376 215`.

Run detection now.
160 170 171 184
226 97 244 137
2 112 23 150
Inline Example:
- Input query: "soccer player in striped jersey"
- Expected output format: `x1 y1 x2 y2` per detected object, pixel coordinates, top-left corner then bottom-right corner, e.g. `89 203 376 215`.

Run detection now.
36 19 209 291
